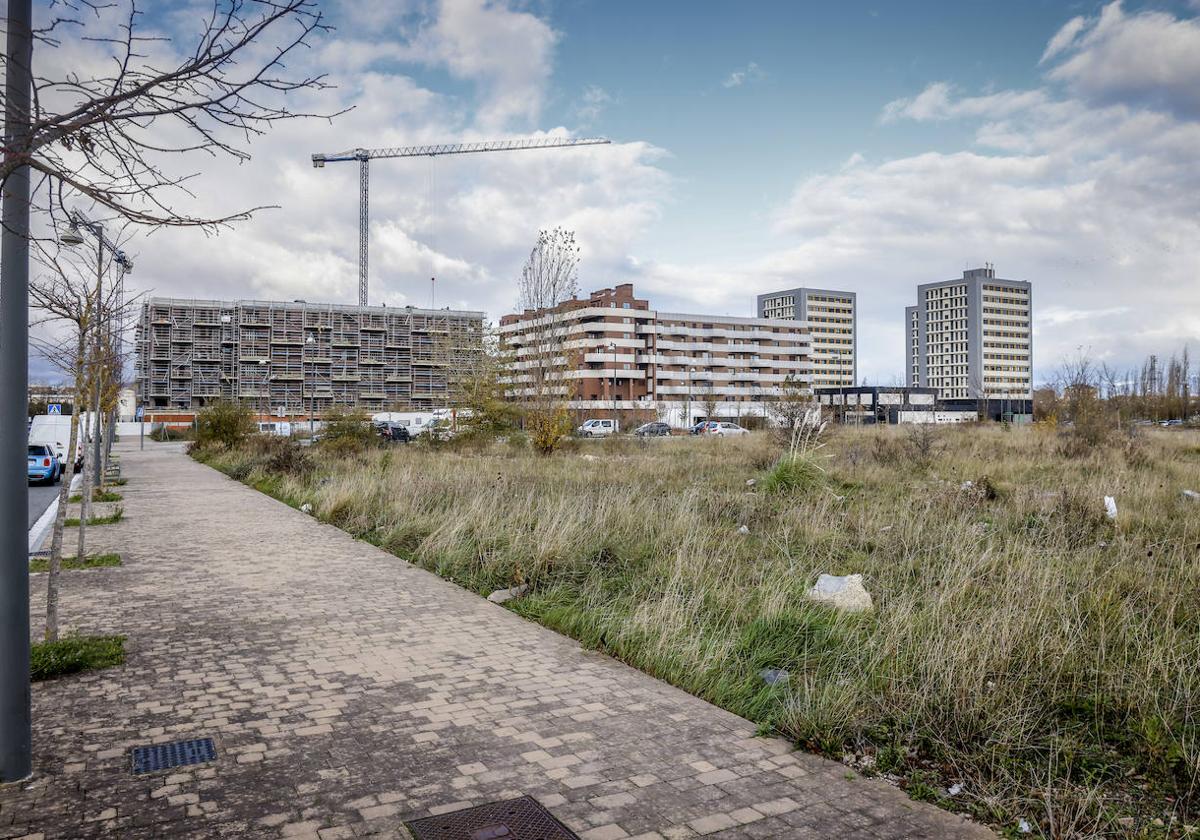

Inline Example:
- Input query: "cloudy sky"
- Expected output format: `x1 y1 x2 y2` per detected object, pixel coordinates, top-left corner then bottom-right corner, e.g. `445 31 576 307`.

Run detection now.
30 0 1200 383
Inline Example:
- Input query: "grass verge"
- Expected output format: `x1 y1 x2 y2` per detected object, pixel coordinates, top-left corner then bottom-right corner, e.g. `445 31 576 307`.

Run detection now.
69 490 123 503
31 634 126 681
28 553 122 573
65 505 124 526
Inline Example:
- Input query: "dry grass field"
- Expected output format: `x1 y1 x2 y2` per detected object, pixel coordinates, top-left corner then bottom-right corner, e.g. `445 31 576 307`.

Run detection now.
196 423 1200 838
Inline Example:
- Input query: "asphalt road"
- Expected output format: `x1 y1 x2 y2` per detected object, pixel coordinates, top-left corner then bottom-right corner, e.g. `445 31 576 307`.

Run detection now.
29 482 61 529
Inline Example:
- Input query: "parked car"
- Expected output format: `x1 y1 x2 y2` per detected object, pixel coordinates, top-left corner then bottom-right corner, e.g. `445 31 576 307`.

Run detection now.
710 422 749 437
377 422 410 443
634 422 670 437
577 419 617 437
688 421 711 435
27 444 60 485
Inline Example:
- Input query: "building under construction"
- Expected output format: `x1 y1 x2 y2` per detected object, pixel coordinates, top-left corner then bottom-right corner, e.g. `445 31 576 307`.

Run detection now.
135 297 483 415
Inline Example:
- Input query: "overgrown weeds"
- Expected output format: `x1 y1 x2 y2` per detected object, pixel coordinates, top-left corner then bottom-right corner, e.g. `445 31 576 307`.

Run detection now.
196 425 1200 836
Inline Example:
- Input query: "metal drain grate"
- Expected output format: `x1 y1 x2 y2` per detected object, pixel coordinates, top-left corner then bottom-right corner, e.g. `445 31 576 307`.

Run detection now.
407 796 580 840
130 737 217 774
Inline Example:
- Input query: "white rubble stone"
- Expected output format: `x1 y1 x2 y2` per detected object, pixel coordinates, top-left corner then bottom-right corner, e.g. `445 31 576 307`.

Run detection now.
806 573 873 613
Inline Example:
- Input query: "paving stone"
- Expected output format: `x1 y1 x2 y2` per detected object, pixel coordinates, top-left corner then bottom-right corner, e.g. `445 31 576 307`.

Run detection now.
0 443 996 839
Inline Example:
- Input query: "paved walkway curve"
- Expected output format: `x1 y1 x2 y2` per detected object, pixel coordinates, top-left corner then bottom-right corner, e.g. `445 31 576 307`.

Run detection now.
1 443 995 839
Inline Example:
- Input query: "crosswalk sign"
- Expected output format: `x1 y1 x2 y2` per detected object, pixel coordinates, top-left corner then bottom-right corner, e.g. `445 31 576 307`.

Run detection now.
47 404 61 415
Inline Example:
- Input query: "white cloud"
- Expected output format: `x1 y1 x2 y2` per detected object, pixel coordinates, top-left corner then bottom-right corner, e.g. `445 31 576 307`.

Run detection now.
1045 1 1200 117
722 62 765 89
1040 15 1088 64
572 86 615 127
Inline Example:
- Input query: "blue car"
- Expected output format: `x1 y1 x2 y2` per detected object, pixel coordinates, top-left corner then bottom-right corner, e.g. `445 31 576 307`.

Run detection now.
27 444 60 485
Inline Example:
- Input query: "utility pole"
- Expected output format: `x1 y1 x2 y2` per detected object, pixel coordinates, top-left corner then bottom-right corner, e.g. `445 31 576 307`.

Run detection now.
1 0 34 783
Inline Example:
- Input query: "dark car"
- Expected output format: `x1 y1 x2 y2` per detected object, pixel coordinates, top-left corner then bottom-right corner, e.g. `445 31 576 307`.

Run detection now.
634 422 670 437
378 423 410 444
689 421 716 435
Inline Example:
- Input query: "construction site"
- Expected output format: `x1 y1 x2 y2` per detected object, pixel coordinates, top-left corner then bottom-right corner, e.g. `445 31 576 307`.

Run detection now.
134 298 483 415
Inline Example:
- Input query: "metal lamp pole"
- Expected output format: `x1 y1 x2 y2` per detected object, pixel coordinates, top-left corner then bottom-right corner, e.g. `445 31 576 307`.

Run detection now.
0 0 33 784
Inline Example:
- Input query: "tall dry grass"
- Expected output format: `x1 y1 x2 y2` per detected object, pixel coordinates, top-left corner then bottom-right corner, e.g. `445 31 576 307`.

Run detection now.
198 425 1200 837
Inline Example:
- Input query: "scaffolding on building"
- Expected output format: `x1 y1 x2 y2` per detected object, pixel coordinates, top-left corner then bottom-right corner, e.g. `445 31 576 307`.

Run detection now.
135 298 483 414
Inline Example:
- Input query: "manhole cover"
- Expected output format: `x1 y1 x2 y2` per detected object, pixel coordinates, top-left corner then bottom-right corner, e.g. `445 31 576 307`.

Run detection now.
130 737 217 774
407 796 580 840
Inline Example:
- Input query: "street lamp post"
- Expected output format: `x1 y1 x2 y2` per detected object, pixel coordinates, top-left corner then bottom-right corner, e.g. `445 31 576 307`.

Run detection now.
0 0 34 784
609 342 617 428
59 217 132 489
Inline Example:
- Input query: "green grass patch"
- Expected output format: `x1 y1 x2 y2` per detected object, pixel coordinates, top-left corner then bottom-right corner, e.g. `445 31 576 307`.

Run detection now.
28 553 121 573
31 634 125 681
65 505 124 527
68 490 123 503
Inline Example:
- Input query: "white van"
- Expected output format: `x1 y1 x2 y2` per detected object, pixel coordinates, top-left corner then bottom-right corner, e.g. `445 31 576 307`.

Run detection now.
576 419 618 437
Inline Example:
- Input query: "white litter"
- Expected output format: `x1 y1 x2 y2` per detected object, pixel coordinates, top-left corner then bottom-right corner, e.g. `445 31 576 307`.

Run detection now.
746 478 757 487
300 503 313 515
1017 818 1032 834
1183 490 1200 501
1104 496 1118 520
487 584 529 605
737 525 750 535
947 783 963 796
806 573 874 612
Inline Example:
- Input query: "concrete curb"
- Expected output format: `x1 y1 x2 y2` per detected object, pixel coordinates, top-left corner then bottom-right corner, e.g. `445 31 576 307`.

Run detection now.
28 473 82 553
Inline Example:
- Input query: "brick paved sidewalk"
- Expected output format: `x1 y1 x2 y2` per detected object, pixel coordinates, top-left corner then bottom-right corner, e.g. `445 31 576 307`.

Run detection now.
0 443 994 839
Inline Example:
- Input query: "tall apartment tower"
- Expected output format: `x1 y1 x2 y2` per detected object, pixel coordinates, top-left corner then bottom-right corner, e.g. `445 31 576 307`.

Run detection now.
906 266 1032 400
756 288 856 387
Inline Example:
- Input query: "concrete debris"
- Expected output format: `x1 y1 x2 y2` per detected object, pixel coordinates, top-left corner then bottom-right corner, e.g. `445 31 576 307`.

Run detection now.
746 478 757 487
1183 490 1200 501
581 454 599 462
486 583 529 605
1017 818 1032 834
1104 496 1118 520
947 783 963 796
807 573 873 613
759 668 789 685
878 525 893 532
300 503 313 515
737 524 751 535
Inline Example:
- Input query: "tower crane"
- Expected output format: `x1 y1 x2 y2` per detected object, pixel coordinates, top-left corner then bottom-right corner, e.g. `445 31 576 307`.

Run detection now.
311 136 611 306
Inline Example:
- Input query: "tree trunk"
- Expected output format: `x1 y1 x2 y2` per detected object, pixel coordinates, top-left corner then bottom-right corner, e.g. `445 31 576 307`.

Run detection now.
77 386 94 560
45 337 84 642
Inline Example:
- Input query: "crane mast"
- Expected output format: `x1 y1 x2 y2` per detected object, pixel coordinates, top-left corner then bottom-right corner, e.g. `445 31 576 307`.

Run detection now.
311 137 610 306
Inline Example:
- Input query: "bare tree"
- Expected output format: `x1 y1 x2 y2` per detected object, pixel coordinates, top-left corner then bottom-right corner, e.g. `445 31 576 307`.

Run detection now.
512 228 581 453
29 242 136 641
1 0 341 230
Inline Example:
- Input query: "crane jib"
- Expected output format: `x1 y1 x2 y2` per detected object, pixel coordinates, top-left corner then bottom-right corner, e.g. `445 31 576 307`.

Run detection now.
309 136 611 306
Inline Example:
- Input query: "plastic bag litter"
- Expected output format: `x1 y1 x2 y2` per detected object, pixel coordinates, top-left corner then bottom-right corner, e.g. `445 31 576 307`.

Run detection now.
1104 496 1118 520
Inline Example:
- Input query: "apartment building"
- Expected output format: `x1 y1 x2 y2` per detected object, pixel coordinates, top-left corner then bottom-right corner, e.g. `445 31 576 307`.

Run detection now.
135 297 483 415
757 287 856 387
499 284 812 427
906 266 1032 402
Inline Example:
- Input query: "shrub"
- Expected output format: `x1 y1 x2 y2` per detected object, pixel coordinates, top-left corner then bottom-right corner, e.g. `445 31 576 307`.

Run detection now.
195 400 255 449
264 438 315 477
525 406 573 455
31 634 125 681
318 408 378 454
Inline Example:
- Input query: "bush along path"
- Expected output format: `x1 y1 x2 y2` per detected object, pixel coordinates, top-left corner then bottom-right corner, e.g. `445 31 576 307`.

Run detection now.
192 423 1200 839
